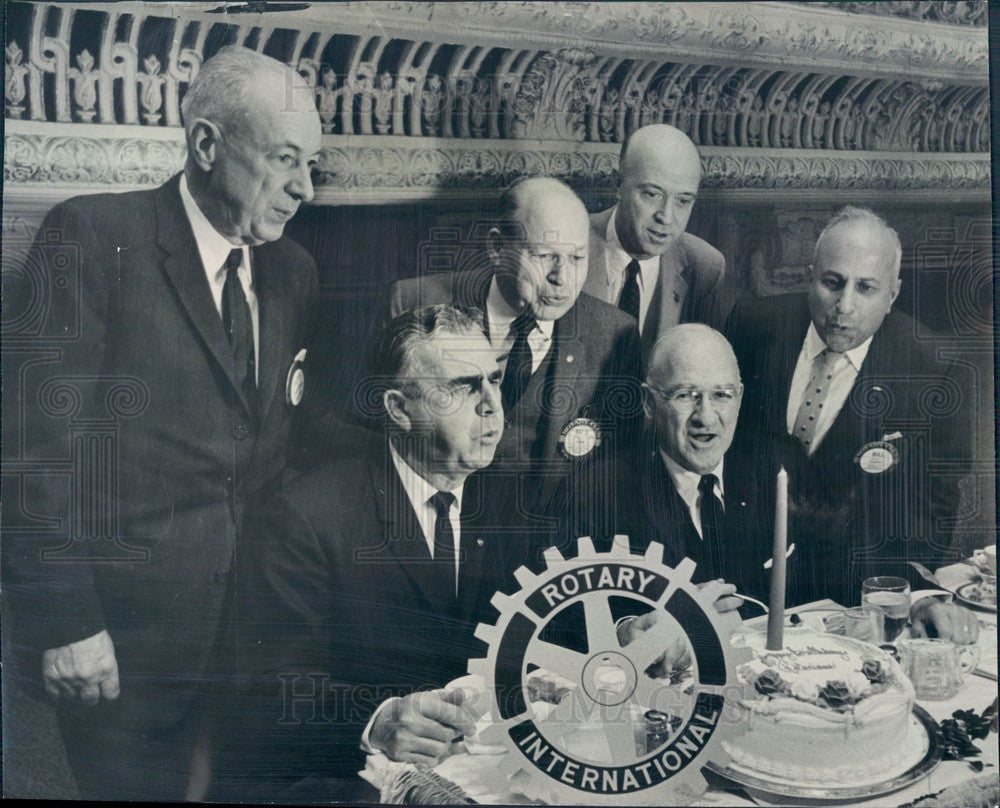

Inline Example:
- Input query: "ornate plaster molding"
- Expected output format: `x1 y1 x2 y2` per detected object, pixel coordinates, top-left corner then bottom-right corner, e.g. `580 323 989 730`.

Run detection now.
5 3 987 154
4 123 989 208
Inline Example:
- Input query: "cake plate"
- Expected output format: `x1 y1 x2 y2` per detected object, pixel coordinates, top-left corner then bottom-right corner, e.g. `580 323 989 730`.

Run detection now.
705 705 941 802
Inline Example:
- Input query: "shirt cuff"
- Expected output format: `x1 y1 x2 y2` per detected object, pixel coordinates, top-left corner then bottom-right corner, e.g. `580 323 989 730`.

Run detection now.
359 696 400 755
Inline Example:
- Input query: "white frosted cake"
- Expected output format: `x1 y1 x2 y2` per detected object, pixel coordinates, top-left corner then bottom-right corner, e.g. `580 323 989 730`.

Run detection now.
722 628 915 783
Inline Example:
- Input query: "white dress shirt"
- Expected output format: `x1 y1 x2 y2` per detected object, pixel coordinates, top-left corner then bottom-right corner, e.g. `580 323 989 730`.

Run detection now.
661 451 725 539
362 444 466 754
485 275 554 373
388 442 464 592
178 174 259 381
785 323 873 453
601 207 660 334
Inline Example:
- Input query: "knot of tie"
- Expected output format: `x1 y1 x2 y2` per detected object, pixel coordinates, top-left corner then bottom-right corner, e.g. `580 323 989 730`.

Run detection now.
223 248 242 275
429 489 456 518
698 473 719 497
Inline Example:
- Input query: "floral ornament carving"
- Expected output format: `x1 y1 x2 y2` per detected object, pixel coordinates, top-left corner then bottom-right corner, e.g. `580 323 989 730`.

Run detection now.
136 54 166 125
5 40 30 119
68 49 100 123
511 48 599 141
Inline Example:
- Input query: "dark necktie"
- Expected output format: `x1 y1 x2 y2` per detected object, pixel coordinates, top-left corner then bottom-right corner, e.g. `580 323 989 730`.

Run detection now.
698 474 724 580
617 259 641 322
430 490 457 597
500 313 536 413
221 249 256 405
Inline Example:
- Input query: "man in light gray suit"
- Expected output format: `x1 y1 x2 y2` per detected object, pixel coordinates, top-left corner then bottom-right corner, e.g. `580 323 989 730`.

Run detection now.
585 124 727 361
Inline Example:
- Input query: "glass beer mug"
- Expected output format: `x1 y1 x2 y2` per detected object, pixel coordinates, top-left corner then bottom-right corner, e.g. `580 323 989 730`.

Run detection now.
896 638 981 700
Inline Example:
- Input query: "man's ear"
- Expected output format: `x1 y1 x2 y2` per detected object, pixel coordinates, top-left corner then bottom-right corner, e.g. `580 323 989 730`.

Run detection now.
888 278 902 310
383 389 412 432
187 119 221 172
486 227 504 264
640 383 656 422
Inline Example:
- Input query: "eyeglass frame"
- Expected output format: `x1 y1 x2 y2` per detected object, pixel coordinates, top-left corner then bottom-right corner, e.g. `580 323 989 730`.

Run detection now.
643 383 744 412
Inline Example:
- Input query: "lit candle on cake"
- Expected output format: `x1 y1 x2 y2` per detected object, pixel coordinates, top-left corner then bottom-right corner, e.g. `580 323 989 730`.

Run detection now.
767 467 788 650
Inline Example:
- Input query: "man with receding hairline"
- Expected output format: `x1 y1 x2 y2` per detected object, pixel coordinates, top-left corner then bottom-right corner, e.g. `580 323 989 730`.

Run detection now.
727 207 975 627
390 176 642 514
4 45 322 799
585 124 728 361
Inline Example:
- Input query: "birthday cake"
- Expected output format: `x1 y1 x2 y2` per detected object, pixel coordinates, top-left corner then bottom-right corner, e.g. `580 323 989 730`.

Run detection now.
722 628 915 783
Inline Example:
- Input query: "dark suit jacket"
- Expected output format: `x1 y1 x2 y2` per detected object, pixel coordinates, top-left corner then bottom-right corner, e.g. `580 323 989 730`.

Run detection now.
235 429 531 788
3 174 318 725
554 433 774 605
389 266 643 514
726 293 970 606
584 207 729 359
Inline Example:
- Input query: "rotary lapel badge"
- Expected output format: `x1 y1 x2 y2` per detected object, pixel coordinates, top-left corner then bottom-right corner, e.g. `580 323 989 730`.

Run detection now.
468 537 747 805
285 348 307 406
558 417 602 460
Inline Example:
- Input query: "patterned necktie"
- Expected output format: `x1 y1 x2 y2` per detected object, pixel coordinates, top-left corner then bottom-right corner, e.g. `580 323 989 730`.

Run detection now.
792 348 842 453
221 249 256 403
430 490 457 597
617 259 641 321
698 473 724 581
500 313 536 413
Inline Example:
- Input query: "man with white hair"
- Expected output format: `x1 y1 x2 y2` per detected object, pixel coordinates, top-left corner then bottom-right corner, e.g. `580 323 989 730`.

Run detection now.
4 46 322 799
584 124 728 360
727 206 976 638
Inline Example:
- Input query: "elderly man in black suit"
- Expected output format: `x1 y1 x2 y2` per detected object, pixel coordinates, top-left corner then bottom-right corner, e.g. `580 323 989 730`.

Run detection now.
389 177 642 517
238 305 515 798
584 124 728 360
3 46 321 800
557 324 772 605
726 206 977 641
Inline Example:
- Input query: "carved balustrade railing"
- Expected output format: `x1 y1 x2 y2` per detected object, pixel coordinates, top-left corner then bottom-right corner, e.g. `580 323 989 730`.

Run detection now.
3 1 990 206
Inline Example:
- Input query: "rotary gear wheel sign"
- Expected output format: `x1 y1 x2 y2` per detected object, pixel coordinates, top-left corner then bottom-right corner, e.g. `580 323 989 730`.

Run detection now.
468 536 748 805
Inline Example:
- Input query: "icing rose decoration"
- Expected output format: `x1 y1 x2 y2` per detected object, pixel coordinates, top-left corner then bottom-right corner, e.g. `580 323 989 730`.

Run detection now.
862 659 888 684
844 671 872 700
754 668 787 697
818 680 857 710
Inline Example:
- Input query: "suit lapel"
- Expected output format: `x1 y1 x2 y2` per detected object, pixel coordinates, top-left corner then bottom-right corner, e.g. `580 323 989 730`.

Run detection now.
539 308 585 459
154 175 254 416
370 439 456 616
584 209 614 302
253 245 298 421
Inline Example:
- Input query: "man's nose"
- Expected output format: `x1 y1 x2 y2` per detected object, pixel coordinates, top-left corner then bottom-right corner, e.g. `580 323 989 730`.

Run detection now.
479 379 501 416
288 163 315 203
547 255 570 285
834 286 856 315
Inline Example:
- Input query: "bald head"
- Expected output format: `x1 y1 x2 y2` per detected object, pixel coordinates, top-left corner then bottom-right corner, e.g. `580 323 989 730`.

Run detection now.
615 125 702 259
491 177 590 321
644 325 742 474
808 207 902 352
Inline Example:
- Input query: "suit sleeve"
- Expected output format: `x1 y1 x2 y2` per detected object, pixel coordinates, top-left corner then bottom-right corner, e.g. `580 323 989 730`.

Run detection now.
236 491 363 784
686 236 730 329
3 200 111 652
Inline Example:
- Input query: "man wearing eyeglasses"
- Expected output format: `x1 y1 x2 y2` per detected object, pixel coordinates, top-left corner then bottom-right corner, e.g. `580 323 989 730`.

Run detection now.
557 323 772 601
389 177 642 515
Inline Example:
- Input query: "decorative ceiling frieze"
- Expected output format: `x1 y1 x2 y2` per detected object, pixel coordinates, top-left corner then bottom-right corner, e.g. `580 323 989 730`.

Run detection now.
2 1 989 206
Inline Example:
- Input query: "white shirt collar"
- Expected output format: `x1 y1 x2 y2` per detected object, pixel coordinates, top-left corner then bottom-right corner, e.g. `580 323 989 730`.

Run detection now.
388 441 465 516
660 450 725 507
803 321 873 371
179 173 249 280
486 275 555 340
606 207 660 278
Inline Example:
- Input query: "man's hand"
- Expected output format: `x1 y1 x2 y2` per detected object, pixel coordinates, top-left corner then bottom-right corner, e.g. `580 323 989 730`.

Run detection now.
369 689 477 767
697 579 742 613
909 600 980 645
42 629 120 705
616 611 691 678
